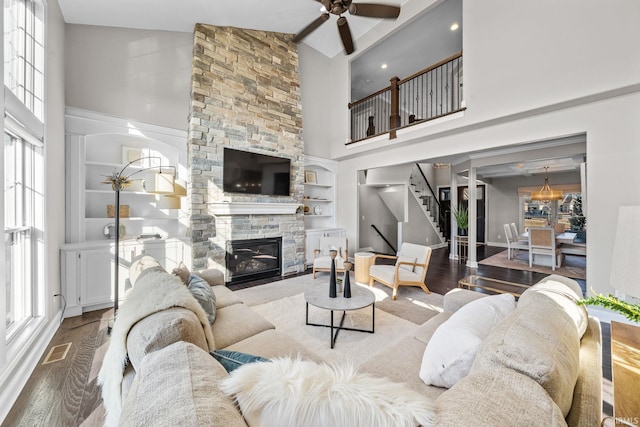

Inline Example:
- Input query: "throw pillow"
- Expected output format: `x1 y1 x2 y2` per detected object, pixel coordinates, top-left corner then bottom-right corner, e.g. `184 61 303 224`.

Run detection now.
396 255 417 272
187 274 217 325
172 261 191 285
220 357 436 427
210 350 269 373
419 292 516 388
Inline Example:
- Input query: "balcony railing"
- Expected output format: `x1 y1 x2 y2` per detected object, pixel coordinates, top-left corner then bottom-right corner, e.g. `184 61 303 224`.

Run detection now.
348 52 464 144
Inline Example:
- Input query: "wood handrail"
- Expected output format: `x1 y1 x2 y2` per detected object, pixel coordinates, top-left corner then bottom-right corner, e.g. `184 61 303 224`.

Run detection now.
348 51 463 109
348 86 392 109
397 51 462 85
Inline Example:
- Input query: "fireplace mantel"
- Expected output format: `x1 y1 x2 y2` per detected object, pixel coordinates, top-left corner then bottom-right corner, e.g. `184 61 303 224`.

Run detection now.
209 202 301 216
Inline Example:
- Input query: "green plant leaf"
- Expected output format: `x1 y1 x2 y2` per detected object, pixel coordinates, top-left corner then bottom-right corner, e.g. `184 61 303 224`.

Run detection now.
577 292 640 323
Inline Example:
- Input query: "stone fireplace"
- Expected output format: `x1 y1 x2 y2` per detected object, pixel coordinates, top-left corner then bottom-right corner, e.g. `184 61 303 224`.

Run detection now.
187 24 305 277
226 237 282 284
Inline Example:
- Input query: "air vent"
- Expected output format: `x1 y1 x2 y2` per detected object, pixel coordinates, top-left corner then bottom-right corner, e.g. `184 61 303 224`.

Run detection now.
42 342 71 365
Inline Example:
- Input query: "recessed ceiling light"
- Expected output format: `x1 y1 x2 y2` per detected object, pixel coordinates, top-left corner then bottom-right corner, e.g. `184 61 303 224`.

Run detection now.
381 63 388 69
450 22 459 31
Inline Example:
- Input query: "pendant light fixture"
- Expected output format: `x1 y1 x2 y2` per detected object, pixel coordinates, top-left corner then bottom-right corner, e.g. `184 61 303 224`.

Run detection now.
531 166 563 201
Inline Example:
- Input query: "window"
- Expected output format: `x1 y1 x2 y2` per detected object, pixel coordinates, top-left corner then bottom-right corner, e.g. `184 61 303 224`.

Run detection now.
4 131 39 333
2 0 46 342
4 0 44 121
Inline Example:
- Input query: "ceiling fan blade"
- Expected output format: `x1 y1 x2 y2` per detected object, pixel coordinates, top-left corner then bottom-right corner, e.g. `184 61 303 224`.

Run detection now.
337 16 355 55
293 13 330 43
349 3 400 19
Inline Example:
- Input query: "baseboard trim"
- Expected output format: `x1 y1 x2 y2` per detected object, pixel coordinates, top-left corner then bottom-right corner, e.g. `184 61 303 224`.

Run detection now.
0 311 61 424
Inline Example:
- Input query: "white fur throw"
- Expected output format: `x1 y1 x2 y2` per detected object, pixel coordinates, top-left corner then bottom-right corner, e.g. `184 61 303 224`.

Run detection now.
220 357 437 427
98 270 215 427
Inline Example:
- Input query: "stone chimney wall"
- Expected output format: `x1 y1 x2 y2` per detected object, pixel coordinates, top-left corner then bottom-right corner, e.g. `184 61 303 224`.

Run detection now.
187 24 304 277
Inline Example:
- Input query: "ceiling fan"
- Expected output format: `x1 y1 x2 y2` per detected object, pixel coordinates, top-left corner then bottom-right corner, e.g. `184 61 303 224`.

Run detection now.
294 0 401 55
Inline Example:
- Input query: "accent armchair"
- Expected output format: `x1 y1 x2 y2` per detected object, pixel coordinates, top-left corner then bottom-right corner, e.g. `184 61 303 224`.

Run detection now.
312 236 348 279
368 242 432 300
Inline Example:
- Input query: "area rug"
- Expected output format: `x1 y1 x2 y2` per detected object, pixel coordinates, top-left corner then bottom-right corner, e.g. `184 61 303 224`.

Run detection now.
251 291 418 367
478 250 586 280
235 273 444 325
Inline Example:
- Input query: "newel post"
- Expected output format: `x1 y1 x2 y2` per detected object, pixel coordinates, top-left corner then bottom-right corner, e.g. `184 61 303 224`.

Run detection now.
389 76 401 139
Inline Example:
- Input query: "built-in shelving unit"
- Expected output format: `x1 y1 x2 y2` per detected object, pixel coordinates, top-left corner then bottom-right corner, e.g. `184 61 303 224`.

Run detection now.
304 156 345 266
61 108 190 316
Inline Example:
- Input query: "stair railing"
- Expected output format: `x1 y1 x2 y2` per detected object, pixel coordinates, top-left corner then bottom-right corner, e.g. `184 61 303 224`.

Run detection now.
370 224 397 254
414 164 446 228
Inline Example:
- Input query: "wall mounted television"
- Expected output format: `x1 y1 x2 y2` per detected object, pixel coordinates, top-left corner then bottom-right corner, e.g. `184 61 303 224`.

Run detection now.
223 147 291 196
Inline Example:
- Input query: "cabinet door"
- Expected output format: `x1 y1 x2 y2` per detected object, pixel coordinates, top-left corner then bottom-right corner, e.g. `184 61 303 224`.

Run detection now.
79 248 115 307
138 241 184 272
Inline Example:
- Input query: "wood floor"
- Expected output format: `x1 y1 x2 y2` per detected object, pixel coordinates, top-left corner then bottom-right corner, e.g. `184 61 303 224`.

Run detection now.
2 246 609 426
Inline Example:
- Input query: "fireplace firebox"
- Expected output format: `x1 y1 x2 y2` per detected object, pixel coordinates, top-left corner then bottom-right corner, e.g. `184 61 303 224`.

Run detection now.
226 237 282 284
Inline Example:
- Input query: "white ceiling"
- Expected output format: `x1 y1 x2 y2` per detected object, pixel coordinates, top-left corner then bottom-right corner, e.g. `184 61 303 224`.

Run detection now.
57 0 412 58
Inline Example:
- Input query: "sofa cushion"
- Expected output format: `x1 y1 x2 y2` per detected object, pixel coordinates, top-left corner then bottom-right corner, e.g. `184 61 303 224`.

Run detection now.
442 288 488 313
212 284 243 309
435 367 567 427
419 293 516 388
120 341 247 427
220 357 437 427
224 329 322 363
212 303 275 349
360 335 447 401
313 255 346 270
518 279 588 338
471 300 580 417
127 307 209 372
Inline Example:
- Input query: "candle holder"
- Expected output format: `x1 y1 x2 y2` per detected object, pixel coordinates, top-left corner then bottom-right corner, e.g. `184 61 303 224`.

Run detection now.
343 261 352 298
329 249 337 298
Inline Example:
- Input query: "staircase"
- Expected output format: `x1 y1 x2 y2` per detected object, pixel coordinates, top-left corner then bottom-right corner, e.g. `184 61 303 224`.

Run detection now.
409 166 447 247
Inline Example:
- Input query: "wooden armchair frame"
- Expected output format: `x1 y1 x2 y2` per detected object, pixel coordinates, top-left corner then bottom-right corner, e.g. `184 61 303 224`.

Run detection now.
368 245 432 300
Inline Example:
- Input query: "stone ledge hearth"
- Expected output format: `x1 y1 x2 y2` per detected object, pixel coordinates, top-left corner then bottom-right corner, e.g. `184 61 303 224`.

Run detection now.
210 202 301 216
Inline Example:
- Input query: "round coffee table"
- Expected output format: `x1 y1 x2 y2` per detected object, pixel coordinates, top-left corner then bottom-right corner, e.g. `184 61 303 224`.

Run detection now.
304 285 375 348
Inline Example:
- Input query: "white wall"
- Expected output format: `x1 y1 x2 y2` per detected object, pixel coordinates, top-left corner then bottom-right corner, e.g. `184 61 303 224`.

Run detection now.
299 0 640 296
298 44 332 159
65 24 193 130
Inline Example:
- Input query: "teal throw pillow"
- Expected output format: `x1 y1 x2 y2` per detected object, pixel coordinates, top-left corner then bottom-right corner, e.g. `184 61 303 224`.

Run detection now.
210 350 269 373
187 274 217 324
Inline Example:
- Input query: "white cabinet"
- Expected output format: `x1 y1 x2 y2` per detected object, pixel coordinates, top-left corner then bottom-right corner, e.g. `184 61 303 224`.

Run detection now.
304 228 346 267
60 238 186 317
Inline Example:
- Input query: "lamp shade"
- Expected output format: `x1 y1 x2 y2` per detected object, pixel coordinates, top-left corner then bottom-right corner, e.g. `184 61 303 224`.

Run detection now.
610 206 640 298
144 171 175 194
155 195 181 209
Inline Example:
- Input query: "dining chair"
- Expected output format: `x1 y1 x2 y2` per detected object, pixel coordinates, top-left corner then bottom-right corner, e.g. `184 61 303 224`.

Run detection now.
504 223 528 260
528 227 562 271
510 222 527 242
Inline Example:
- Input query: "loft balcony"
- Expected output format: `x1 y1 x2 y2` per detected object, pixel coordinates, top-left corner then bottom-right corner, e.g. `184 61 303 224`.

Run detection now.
348 52 464 144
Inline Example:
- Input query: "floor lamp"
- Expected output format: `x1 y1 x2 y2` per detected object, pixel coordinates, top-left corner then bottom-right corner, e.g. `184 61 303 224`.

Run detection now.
103 156 180 326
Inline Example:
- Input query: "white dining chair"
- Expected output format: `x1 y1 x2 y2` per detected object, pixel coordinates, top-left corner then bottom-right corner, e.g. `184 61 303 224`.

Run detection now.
504 223 528 260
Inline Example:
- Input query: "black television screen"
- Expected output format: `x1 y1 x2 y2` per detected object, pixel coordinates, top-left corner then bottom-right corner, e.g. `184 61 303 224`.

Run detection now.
223 148 291 196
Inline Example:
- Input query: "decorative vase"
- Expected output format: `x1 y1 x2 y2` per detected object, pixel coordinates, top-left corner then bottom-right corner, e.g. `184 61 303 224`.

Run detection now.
329 249 337 298
343 261 352 298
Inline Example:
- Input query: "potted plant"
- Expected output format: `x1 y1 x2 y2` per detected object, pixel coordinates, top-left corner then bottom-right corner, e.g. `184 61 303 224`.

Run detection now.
452 205 469 236
577 292 640 323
